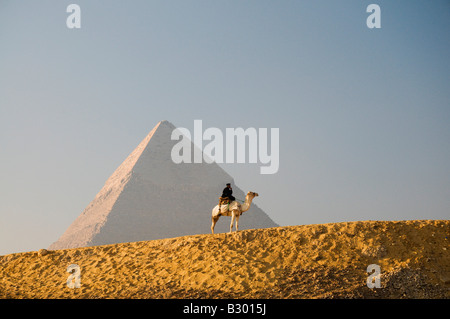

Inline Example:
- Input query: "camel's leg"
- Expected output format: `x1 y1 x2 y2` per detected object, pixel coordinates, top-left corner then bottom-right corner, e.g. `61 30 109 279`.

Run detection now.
235 214 240 232
211 214 220 234
229 213 236 233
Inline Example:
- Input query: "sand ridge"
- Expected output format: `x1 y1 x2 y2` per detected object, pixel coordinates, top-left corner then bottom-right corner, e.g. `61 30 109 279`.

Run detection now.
1 220 449 298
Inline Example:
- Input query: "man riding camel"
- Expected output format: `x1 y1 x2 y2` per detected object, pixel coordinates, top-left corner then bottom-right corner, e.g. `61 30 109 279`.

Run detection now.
218 183 235 210
221 183 235 202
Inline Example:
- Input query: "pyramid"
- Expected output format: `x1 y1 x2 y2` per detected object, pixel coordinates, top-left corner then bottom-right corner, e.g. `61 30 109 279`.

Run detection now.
49 120 278 250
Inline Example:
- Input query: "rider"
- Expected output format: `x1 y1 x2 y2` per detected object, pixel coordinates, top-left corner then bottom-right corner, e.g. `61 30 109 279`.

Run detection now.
218 183 235 211
221 183 235 202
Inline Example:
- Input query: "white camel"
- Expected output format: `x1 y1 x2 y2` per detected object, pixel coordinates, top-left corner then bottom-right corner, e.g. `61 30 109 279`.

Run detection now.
211 191 259 234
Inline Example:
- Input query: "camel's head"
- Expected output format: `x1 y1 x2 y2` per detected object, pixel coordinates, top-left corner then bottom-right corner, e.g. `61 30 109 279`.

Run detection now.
247 191 259 198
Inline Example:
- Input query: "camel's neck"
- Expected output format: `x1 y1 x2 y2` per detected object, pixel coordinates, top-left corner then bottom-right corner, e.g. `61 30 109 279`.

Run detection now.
241 195 255 212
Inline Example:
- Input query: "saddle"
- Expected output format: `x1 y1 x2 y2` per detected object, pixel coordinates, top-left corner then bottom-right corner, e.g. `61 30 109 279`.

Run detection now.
218 196 231 206
218 196 231 214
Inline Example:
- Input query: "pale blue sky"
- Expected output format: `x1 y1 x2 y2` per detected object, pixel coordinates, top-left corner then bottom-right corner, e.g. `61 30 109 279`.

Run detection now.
1 0 449 255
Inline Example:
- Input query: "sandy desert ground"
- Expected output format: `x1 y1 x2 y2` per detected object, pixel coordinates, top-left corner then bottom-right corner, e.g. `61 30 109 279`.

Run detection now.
0 220 449 298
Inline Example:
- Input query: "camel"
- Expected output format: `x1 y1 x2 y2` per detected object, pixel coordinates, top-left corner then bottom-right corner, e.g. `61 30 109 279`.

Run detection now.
211 191 259 234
